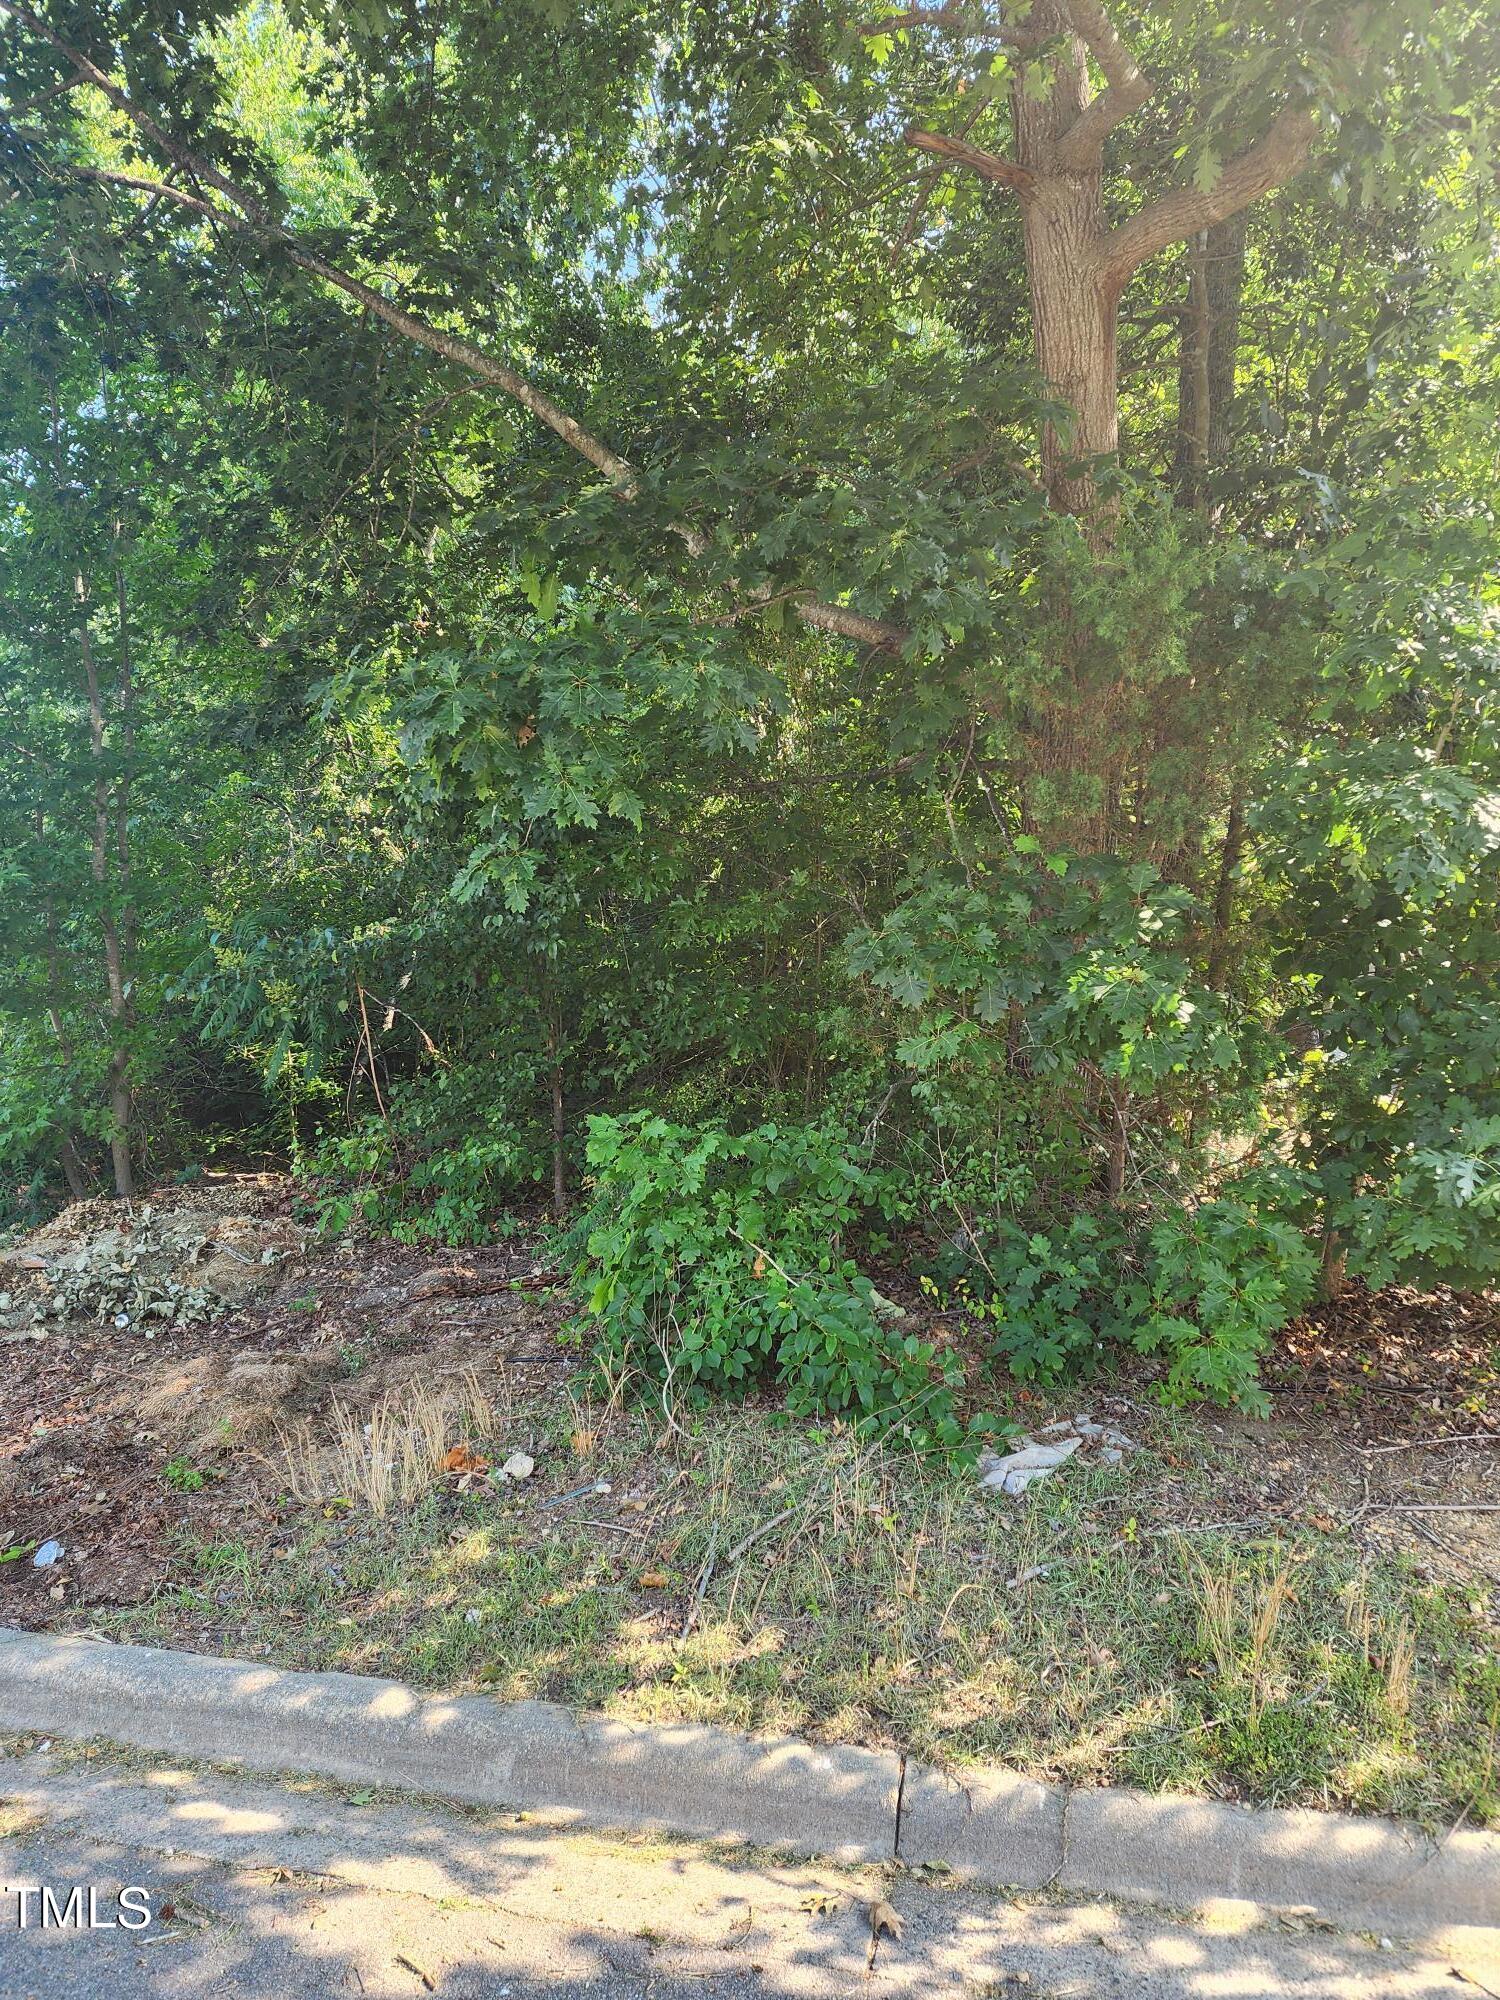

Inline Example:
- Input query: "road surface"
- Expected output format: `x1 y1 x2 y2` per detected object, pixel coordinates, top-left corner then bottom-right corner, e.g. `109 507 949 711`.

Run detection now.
1 1740 1494 1997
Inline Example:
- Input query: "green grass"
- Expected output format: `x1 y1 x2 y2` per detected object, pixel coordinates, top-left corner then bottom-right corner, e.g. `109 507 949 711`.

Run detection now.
104 1400 1499 1831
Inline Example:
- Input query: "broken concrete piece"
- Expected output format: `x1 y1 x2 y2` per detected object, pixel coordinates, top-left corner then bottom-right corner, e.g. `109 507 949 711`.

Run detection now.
977 1435 1082 1496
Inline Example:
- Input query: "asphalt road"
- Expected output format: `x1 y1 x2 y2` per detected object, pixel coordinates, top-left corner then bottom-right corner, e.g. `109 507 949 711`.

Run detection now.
0 1742 1495 1999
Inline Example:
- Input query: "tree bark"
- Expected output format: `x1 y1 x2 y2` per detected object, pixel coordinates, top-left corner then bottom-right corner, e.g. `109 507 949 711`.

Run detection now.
1010 8 1119 521
1206 791 1246 989
113 565 138 971
547 1005 567 1223
37 809 90 1197
1319 1223 1347 1303
1175 214 1248 509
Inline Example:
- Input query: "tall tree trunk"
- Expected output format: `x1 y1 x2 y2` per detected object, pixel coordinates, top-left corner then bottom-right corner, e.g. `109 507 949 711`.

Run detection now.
1206 791 1246 989
1013 9 1119 522
78 593 135 1199
919 5 1309 851
546 999 567 1222
113 564 138 971
1007 9 1125 848
1175 214 1248 509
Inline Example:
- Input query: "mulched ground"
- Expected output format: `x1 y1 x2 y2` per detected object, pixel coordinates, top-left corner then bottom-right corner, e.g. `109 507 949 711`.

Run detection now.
1274 1280 1499 1425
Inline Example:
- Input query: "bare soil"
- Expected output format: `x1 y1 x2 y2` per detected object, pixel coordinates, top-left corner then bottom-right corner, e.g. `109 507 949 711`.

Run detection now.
0 1178 570 1626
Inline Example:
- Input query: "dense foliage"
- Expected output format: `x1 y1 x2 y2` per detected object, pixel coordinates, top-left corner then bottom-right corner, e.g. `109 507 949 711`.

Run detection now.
2 0 1497 1429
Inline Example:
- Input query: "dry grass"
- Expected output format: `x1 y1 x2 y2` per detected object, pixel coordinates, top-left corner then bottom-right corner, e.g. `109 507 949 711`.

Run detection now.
278 1371 493 1518
1381 1621 1417 1719
108 1398 1500 1830
1189 1552 1296 1726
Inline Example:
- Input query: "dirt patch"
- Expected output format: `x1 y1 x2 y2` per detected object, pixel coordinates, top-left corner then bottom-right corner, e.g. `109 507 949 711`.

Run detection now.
135 1350 343 1461
0 1179 570 1626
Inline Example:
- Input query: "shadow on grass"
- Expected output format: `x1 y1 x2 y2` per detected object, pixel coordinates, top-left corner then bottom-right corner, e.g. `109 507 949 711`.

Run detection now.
98 1399 1500 1831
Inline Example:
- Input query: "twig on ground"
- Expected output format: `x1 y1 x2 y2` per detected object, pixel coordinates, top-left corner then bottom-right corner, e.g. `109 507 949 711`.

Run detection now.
1345 1469 1374 1531
1400 1514 1457 1558
680 1503 802 1641
1355 1432 1499 1454
1143 1518 1274 1538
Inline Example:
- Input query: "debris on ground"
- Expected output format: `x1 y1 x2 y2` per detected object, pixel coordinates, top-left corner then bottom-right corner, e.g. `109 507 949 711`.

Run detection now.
138 1350 342 1461
0 1178 573 1627
978 1436 1081 1496
497 1450 535 1481
31 1539 63 1568
869 1897 903 1941
0 1200 304 1340
978 1415 1137 1496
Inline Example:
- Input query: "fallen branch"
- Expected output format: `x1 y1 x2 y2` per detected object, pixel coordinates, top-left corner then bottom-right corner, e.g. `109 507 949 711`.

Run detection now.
680 1504 800 1640
1354 1432 1499 1456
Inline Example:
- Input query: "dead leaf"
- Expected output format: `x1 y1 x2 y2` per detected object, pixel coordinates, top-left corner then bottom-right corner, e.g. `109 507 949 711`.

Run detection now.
639 1569 669 1589
870 1897 904 1941
516 720 537 745
443 1444 489 1475
752 1252 766 1279
799 1890 839 1915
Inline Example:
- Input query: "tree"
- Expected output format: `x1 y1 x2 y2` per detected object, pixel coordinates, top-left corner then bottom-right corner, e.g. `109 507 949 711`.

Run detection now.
1 0 1496 1408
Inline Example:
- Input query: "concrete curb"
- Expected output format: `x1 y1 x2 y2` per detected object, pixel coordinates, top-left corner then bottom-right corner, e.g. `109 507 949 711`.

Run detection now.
2 1629 1495 1935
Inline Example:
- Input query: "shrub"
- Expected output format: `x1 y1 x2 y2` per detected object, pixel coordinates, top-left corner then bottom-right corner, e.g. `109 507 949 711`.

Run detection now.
920 1177 1316 1414
301 1064 540 1242
575 1114 981 1451
1121 1178 1320 1415
926 1211 1127 1385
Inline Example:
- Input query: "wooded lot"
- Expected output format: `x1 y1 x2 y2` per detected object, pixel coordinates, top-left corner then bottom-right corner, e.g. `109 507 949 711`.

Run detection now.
3 0 1498 1438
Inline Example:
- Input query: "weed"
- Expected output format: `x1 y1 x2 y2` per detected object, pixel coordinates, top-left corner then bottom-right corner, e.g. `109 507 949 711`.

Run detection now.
193 1539 257 1582
277 1374 496 1519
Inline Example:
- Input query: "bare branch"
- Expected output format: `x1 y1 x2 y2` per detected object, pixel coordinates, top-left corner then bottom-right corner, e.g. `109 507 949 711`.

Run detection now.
65 165 217 215
1050 0 1151 170
4 68 87 118
1096 98 1319 289
1096 16 1364 290
905 125 1037 191
3 2 908 655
